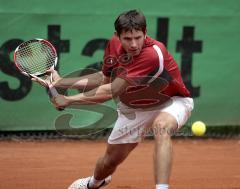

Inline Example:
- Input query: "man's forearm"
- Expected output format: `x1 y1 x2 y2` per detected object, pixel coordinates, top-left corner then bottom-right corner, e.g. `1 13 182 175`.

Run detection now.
52 77 129 108
66 83 113 105
54 71 106 90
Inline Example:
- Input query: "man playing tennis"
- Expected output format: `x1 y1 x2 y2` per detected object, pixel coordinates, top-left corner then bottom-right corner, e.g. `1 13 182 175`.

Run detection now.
34 10 193 189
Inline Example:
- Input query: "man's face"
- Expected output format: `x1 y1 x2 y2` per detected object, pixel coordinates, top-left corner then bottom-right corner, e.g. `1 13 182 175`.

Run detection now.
118 29 146 56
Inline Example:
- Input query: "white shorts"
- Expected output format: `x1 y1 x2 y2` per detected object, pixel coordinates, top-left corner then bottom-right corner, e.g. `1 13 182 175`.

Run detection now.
108 96 194 144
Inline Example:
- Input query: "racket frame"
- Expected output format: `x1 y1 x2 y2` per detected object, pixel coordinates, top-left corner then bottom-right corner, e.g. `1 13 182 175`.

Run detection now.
13 38 63 110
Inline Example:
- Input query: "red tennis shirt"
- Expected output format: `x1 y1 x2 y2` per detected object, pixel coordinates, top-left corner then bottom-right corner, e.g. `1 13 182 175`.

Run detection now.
102 35 190 108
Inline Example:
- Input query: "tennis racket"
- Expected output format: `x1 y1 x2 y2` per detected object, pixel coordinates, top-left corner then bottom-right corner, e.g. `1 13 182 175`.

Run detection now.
13 38 63 110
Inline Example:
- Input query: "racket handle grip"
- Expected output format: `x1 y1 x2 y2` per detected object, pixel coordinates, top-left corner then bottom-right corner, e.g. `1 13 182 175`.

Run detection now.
48 86 64 111
48 86 59 97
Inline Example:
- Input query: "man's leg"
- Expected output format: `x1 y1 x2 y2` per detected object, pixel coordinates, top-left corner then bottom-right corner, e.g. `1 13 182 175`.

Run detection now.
68 142 137 189
152 112 178 188
93 142 138 180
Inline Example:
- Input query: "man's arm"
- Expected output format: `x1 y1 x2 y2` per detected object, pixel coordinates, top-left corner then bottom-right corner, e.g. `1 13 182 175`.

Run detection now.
52 77 129 108
54 71 109 90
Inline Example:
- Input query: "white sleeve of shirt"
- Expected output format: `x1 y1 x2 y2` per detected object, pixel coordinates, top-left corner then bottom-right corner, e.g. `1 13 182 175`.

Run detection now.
147 44 164 83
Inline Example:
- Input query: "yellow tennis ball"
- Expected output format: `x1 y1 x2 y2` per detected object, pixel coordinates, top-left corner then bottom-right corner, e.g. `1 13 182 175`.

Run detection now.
191 121 206 136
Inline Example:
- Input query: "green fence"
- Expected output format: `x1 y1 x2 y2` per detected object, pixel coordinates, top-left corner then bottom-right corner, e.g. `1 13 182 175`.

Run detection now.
1 0 240 132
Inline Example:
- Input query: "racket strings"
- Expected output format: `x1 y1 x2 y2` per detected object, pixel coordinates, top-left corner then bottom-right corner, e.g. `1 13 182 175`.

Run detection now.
15 41 57 75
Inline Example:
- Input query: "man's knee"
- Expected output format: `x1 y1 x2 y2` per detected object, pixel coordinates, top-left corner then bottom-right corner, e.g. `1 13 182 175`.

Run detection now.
152 113 177 142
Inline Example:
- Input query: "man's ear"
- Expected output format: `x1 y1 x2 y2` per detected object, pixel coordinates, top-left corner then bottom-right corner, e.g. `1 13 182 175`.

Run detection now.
114 32 121 41
114 31 118 37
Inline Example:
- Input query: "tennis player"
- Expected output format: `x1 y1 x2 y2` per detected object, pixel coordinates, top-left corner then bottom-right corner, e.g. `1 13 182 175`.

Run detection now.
34 10 194 189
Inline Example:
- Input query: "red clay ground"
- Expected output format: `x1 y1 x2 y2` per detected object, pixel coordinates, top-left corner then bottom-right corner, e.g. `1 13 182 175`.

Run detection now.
0 139 239 189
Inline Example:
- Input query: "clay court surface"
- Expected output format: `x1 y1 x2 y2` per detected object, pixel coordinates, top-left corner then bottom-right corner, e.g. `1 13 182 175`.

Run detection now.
0 138 239 189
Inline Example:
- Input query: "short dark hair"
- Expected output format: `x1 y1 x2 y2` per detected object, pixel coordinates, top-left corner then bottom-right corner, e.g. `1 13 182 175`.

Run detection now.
114 10 146 36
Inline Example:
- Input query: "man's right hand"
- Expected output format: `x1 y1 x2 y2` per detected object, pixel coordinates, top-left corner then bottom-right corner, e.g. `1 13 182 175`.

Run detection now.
31 68 62 88
49 68 62 86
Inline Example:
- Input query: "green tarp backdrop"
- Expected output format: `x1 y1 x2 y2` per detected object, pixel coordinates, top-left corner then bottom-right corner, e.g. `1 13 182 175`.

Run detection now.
0 0 240 131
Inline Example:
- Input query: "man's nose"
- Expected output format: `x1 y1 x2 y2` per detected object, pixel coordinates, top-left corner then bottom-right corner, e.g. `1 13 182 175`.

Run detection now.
130 40 137 48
